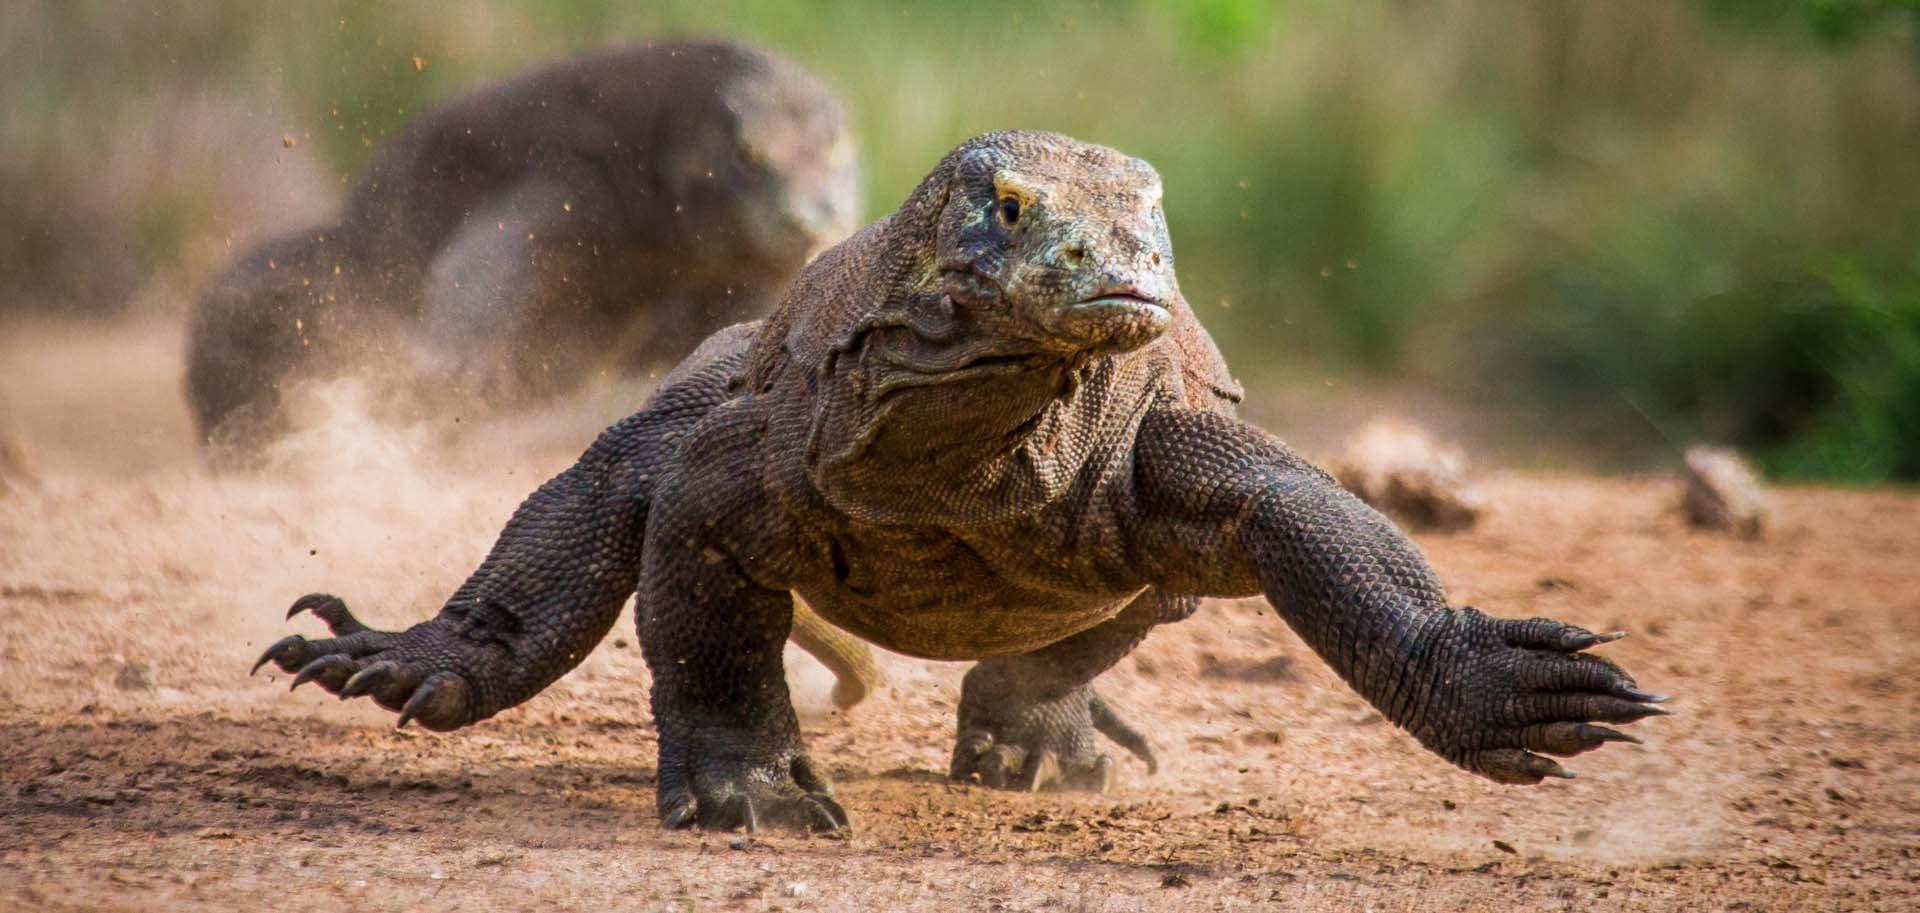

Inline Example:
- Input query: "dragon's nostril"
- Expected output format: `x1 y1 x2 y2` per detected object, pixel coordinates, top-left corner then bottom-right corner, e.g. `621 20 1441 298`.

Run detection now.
1060 244 1087 267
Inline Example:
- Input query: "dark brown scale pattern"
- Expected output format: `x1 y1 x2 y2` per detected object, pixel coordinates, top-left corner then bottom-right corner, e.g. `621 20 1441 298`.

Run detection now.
250 131 1664 832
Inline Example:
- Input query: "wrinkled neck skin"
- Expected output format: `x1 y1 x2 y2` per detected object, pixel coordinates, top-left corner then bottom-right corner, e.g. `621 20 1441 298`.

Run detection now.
802 241 1145 529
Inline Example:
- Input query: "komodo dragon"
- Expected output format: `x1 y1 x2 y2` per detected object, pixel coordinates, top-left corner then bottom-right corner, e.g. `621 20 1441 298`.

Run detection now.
187 40 861 450
252 131 1667 833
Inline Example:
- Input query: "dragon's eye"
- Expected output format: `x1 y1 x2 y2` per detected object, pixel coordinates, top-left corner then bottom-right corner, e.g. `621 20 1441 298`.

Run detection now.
996 195 1022 226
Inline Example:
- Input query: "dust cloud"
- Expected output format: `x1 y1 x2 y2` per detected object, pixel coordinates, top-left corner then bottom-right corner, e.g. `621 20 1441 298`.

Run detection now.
2 315 611 708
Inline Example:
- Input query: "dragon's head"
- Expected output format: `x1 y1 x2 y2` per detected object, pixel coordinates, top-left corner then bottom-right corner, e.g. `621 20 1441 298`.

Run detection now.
912 131 1177 358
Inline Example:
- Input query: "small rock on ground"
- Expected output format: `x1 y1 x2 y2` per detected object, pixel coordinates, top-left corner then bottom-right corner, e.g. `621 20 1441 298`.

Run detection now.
1327 418 1484 531
1681 445 1770 539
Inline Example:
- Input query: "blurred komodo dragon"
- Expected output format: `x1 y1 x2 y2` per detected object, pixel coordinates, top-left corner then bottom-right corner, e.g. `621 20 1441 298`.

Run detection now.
195 40 876 710
186 40 861 450
252 131 1668 833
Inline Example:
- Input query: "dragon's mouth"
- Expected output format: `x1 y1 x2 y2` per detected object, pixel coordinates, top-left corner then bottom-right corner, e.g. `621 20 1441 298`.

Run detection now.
1049 290 1173 352
1069 292 1170 324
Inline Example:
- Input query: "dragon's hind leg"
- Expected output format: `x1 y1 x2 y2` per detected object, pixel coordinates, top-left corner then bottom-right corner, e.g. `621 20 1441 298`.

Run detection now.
948 590 1193 792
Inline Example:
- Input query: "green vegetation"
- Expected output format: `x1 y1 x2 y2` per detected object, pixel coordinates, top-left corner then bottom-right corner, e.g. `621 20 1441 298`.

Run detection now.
3 1 1915 479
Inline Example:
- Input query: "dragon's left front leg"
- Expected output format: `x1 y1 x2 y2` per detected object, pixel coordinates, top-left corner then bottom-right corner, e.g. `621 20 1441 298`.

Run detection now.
1128 408 1668 784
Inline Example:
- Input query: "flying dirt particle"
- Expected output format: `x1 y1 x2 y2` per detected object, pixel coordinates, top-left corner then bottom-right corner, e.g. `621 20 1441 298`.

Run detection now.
413 56 426 72
1493 839 1517 855
282 135 297 149
1160 872 1191 888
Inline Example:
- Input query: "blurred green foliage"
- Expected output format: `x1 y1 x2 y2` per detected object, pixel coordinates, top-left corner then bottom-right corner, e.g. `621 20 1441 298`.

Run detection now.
2 0 1916 480
1704 0 1920 45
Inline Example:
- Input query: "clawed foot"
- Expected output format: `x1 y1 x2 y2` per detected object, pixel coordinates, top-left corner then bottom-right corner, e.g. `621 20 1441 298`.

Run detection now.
1426 609 1668 785
656 731 848 833
949 670 1156 793
252 593 484 731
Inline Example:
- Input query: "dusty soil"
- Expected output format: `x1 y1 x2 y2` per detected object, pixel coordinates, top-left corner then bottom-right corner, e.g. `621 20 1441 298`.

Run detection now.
2 320 1916 912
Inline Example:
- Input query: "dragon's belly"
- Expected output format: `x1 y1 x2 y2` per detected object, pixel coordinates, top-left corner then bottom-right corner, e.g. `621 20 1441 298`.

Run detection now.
799 584 1137 660
794 528 1141 660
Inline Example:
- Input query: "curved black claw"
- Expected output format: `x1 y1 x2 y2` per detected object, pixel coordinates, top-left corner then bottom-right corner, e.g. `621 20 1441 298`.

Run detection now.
395 672 471 731
287 593 369 635
252 634 311 676
1475 749 1580 781
338 660 414 702
1521 721 1642 758
290 654 359 692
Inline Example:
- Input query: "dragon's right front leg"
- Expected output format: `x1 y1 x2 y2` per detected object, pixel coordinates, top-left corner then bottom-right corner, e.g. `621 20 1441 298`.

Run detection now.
253 331 749 727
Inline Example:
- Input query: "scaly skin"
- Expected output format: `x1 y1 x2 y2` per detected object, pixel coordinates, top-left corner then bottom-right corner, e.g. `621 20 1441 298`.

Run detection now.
252 131 1666 833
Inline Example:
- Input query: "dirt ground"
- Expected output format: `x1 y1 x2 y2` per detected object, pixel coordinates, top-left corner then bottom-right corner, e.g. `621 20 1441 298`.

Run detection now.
2 320 1916 912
